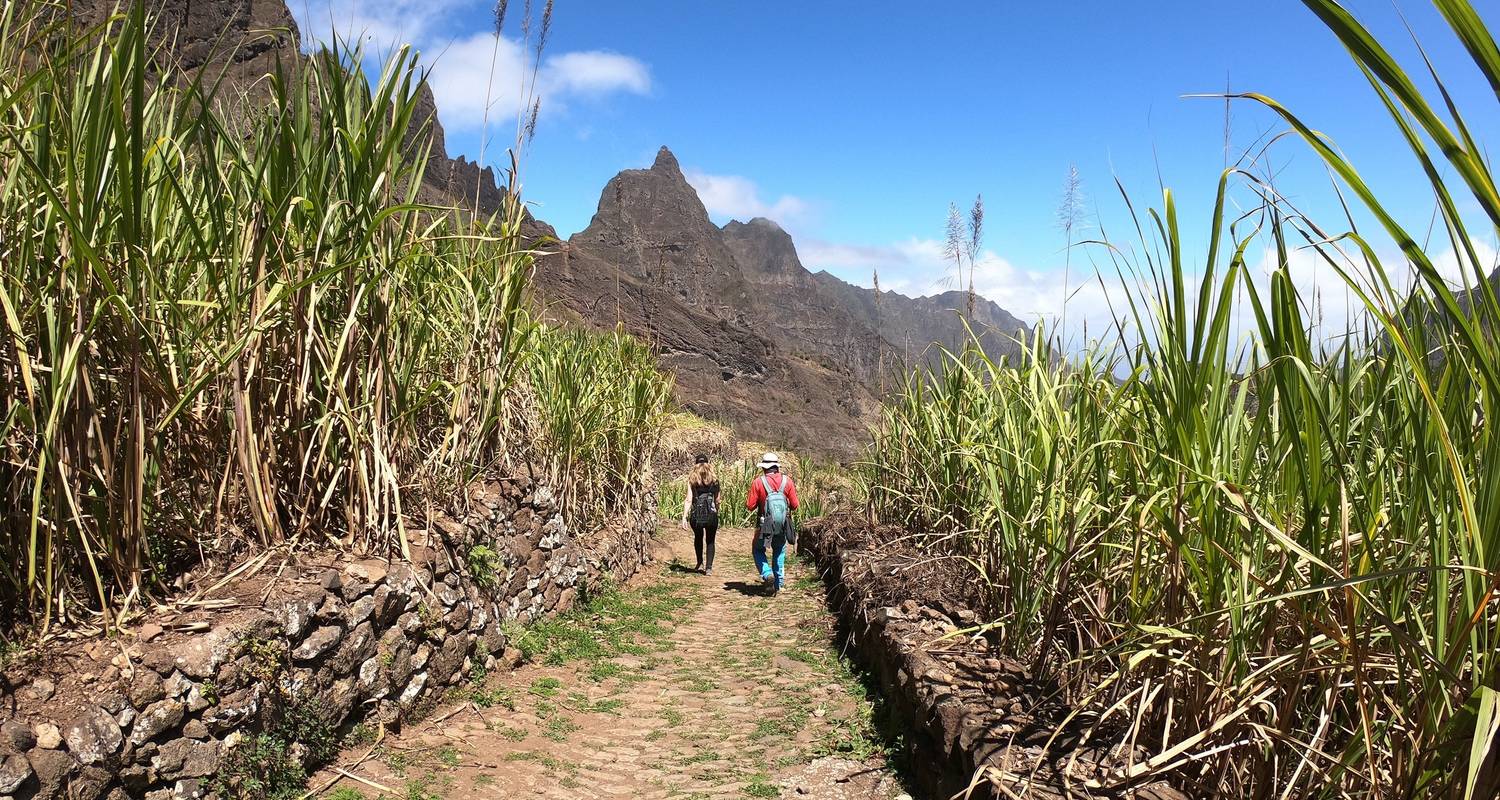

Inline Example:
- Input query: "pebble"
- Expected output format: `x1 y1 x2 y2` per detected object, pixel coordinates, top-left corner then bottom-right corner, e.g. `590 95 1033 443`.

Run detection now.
34 722 62 750
24 679 56 703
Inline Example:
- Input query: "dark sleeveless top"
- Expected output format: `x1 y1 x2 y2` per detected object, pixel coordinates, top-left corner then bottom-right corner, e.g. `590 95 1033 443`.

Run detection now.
689 481 720 524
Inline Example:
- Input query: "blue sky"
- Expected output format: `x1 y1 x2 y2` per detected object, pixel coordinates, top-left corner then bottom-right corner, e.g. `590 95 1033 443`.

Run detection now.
291 1 1498 340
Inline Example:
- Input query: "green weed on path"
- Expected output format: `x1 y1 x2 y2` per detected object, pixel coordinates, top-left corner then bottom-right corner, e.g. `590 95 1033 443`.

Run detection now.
508 574 700 668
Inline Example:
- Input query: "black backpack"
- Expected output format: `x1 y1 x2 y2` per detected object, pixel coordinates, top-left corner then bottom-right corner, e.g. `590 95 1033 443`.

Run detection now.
690 486 719 526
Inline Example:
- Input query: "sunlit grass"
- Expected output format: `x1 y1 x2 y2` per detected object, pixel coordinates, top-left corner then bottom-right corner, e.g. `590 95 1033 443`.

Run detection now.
0 1 668 638
866 2 1500 796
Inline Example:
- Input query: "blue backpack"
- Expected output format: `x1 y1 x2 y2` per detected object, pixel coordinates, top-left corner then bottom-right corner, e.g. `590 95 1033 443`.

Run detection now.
759 474 792 538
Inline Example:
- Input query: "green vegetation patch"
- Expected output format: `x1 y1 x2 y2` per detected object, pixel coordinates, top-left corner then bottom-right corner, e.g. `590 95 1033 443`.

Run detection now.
510 579 697 668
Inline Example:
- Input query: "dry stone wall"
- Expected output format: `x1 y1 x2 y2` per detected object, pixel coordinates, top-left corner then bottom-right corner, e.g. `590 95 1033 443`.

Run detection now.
798 515 1187 800
0 474 656 800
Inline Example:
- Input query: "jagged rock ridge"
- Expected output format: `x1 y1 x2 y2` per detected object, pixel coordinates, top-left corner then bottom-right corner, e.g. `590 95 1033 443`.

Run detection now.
533 146 1032 455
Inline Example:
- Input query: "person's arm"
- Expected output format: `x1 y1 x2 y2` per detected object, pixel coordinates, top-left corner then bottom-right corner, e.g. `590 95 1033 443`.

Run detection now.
681 483 691 529
746 478 763 511
785 477 800 511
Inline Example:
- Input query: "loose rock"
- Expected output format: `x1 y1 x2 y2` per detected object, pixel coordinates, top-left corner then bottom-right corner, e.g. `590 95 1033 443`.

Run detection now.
62 707 123 765
397 672 428 707
2 720 36 752
26 748 75 795
33 723 62 750
152 739 218 779
22 678 56 703
291 624 343 662
0 753 33 793
170 628 237 679
130 700 185 746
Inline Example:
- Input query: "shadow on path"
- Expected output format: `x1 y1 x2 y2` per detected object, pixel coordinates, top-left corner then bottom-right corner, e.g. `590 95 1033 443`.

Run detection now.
722 579 771 597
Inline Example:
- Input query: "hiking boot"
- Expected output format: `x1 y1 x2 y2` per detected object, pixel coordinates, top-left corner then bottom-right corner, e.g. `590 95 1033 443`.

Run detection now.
768 583 780 596
760 572 774 585
704 566 713 576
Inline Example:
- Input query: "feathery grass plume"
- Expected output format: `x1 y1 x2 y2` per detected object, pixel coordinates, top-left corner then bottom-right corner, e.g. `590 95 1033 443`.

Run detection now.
943 202 965 343
525 96 542 144
536 0 554 61
511 0 549 154
1056 163 1085 339
966 194 984 317
479 0 526 211
943 202 964 276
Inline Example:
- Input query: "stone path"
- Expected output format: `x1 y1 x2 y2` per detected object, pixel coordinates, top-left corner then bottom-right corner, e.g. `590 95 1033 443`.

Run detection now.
312 527 911 800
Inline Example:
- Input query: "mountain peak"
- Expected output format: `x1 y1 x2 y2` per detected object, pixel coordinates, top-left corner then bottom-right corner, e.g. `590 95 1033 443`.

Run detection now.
723 217 787 237
652 146 682 176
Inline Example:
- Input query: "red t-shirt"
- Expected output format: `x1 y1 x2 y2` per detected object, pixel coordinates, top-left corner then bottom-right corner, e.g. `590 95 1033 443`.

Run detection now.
745 472 800 512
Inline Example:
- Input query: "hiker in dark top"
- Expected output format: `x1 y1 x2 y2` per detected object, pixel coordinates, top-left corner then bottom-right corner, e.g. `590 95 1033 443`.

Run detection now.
745 452 799 595
680 454 721 575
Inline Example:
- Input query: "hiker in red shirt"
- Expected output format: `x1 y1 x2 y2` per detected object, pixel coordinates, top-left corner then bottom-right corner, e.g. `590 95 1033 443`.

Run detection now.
746 452 799 595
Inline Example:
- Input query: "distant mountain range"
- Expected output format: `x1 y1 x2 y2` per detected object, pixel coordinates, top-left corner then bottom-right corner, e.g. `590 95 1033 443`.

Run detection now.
75 0 1033 457
528 148 1031 455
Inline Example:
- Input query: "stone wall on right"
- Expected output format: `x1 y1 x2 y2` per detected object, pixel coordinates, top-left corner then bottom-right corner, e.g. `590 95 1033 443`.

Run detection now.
796 513 1187 800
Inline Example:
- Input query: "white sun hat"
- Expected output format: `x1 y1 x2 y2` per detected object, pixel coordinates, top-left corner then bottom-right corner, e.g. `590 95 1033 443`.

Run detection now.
757 452 781 469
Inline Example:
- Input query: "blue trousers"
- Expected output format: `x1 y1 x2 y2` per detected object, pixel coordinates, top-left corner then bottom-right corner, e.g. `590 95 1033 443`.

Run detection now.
753 532 787 587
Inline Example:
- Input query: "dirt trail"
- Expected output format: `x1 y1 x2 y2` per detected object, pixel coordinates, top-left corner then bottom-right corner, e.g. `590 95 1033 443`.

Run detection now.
312 526 910 800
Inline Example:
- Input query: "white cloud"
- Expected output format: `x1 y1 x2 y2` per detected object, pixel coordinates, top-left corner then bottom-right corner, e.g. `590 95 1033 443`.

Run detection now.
291 2 651 132
683 170 815 232
799 235 1116 348
545 51 651 96
292 0 470 53
421 33 526 132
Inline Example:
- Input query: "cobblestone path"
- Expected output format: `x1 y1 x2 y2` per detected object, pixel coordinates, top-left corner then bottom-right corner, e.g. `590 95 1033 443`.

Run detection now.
313 527 910 800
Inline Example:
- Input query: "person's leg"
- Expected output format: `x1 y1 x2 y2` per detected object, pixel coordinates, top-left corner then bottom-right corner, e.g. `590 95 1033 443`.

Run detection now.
771 533 787 591
752 528 772 582
692 522 705 569
704 522 717 572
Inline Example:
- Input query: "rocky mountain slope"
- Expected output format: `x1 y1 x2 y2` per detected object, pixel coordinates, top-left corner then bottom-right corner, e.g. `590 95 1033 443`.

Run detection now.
809 272 1033 369
530 149 884 454
530 148 1033 456
71 0 1032 457
721 217 891 383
